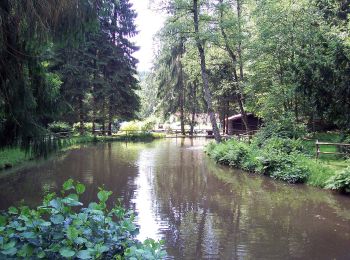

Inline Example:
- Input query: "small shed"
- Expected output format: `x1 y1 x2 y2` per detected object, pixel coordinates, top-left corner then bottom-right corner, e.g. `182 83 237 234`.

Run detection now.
227 113 261 135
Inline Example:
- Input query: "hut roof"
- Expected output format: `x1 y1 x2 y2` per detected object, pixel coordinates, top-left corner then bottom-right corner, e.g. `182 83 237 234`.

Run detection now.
227 113 254 121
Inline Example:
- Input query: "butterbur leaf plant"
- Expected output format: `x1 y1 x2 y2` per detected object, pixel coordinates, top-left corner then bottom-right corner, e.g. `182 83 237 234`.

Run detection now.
0 179 165 259
325 167 350 193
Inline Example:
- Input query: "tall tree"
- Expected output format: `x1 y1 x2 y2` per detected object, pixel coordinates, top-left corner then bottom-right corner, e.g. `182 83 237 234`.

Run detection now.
217 0 250 132
0 0 96 145
193 0 221 142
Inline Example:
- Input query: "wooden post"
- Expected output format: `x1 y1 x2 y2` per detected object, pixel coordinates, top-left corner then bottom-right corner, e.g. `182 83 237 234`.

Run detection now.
316 140 320 160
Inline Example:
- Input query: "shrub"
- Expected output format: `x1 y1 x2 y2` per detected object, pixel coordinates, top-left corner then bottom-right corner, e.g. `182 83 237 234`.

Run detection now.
205 141 217 154
208 142 231 164
0 179 165 259
240 149 265 173
0 148 27 170
141 117 157 131
73 122 94 134
325 167 350 193
221 142 249 167
254 113 306 146
304 159 333 188
206 139 310 184
339 135 350 157
120 121 142 132
48 122 72 133
258 137 305 154
258 151 309 183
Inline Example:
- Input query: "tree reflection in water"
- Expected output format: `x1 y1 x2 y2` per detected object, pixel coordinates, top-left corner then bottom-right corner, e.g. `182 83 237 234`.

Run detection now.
0 139 350 259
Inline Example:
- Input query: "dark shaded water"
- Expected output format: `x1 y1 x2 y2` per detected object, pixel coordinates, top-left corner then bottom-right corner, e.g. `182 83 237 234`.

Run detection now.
0 139 350 259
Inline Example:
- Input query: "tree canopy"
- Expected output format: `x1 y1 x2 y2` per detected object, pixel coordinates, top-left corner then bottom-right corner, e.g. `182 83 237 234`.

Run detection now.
0 0 140 145
148 0 349 136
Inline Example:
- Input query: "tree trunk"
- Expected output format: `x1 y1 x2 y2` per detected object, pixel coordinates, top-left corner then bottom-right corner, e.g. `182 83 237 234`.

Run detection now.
101 98 106 136
92 50 99 135
180 94 185 135
179 68 185 135
295 93 299 122
108 96 113 136
92 96 97 135
193 0 221 142
78 95 84 135
237 0 244 81
226 112 229 135
218 0 250 133
190 81 197 136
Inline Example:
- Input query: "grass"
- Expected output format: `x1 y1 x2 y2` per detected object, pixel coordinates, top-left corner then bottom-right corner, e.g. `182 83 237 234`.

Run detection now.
302 131 349 169
300 131 349 188
0 147 30 170
206 131 350 192
302 158 334 188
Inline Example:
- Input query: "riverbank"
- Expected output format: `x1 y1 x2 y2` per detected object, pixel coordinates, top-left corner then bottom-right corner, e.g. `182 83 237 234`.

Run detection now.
206 134 350 193
0 132 165 171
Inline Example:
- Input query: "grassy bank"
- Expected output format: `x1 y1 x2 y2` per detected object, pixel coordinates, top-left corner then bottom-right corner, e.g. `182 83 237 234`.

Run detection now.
0 132 165 171
206 134 350 193
0 148 28 170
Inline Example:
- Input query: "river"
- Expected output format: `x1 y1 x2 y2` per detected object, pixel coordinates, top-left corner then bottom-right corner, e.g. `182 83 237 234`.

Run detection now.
0 138 350 259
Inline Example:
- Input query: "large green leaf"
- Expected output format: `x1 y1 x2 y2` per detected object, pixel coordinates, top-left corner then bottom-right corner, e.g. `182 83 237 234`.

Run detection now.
22 232 36 239
8 207 18 215
76 183 86 195
97 190 112 203
76 250 91 259
1 247 17 256
59 247 75 258
49 199 62 210
50 214 64 224
67 226 79 240
63 179 74 191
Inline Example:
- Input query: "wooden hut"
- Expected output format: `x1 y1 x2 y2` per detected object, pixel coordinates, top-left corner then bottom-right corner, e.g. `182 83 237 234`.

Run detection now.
226 113 261 135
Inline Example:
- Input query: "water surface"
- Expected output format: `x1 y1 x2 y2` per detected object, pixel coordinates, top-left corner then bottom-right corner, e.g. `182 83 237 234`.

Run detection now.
0 139 350 259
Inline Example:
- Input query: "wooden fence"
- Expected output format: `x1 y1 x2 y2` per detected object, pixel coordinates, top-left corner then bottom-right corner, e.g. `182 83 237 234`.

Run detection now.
315 140 350 159
236 130 259 142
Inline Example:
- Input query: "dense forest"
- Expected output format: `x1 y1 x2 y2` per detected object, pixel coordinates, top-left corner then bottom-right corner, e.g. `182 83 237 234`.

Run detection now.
0 0 140 146
145 0 350 142
1 1 350 258
1 0 349 145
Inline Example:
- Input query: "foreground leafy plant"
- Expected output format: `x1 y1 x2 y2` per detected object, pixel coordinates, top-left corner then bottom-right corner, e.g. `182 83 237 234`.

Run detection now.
0 179 165 259
325 167 350 193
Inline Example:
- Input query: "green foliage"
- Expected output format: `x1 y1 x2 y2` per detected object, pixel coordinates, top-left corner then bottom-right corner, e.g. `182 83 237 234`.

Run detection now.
259 151 310 183
207 137 310 184
120 121 142 132
0 1 96 147
124 239 166 260
120 119 157 132
0 179 165 259
0 0 140 147
141 117 157 131
325 167 350 193
207 129 350 188
73 123 94 134
254 115 307 145
303 159 334 188
48 122 72 133
220 140 249 167
257 137 306 154
0 148 28 170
